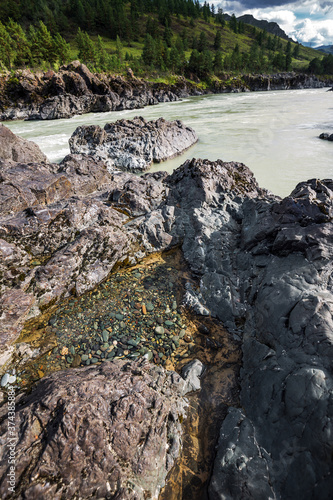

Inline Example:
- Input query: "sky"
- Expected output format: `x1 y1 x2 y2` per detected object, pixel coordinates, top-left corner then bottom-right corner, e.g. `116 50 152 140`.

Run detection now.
213 1 333 47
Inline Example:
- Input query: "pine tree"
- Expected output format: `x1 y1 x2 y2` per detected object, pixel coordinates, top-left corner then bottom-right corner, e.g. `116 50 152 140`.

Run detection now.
214 30 222 51
142 33 156 66
76 28 97 67
213 51 223 73
36 21 55 64
0 21 15 68
230 14 238 34
163 21 172 47
53 32 70 65
6 19 32 66
293 43 300 59
198 31 207 52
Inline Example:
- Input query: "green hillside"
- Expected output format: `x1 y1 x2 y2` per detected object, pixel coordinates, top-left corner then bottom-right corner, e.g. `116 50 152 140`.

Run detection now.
0 0 331 80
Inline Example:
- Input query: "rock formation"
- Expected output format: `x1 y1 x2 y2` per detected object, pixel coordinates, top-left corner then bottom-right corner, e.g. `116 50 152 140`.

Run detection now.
319 132 333 141
0 124 48 163
0 126 332 499
69 116 198 172
0 62 331 121
0 358 204 499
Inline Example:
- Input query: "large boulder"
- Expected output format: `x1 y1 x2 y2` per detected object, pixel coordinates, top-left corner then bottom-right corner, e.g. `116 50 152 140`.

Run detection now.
0 358 203 499
69 116 198 172
0 124 48 163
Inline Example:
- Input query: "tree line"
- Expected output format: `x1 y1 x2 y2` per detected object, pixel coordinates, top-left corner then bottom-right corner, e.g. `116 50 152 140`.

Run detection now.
0 0 331 78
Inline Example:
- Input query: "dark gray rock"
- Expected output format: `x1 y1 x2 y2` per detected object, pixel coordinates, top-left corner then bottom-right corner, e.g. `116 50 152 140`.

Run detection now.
319 132 333 141
209 408 275 500
0 358 196 499
168 167 333 499
69 116 198 172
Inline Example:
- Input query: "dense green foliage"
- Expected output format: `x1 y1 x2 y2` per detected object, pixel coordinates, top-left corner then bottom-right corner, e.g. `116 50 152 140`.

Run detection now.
308 54 333 75
0 0 330 78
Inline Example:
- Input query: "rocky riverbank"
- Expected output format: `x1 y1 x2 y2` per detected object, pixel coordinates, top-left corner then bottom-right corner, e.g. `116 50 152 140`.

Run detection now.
0 61 331 121
0 123 332 499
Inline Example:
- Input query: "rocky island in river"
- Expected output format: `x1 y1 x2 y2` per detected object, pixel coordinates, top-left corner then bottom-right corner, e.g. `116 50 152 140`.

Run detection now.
0 115 332 500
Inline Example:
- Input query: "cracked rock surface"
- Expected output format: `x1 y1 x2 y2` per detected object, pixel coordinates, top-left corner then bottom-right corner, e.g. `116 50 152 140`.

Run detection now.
0 358 202 499
69 116 198 172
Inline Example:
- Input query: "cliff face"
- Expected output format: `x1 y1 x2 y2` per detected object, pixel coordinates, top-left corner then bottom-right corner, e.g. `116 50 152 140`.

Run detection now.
0 62 331 121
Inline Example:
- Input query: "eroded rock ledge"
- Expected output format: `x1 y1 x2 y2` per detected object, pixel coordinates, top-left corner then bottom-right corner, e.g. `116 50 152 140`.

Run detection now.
0 127 332 499
0 61 330 121
69 116 198 172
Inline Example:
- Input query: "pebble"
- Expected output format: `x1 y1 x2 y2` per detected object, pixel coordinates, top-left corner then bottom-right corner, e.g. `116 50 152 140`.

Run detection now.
17 254 194 382
1 373 9 387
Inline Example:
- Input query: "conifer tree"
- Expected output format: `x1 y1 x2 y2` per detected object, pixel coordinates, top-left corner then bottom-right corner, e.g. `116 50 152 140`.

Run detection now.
6 19 32 66
213 51 223 73
198 31 207 52
142 33 156 66
0 21 15 68
53 32 70 65
163 21 172 47
214 30 222 51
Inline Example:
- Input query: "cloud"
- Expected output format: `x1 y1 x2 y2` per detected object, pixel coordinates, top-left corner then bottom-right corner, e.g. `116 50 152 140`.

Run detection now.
292 18 333 45
214 1 333 45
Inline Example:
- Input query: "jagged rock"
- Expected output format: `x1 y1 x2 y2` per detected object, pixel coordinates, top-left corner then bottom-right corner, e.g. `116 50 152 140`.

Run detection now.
0 124 48 163
0 125 333 499
319 132 333 141
0 358 199 499
69 116 198 172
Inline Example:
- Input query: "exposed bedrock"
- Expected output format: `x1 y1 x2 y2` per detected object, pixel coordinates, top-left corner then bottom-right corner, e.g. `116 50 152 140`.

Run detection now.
0 127 332 498
0 358 204 499
0 62 191 121
69 116 198 172
0 62 331 121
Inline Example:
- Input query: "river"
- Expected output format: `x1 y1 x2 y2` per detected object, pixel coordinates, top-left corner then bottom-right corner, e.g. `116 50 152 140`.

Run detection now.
3 88 333 197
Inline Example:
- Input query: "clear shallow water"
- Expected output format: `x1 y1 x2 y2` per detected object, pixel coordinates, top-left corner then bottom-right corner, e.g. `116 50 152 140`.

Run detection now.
3 88 333 197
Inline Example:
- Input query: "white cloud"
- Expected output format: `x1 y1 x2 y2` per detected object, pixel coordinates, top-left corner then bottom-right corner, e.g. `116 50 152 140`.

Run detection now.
213 1 333 45
292 18 333 46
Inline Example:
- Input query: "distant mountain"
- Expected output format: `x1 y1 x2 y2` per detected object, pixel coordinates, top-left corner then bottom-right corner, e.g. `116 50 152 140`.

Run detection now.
315 45 333 54
224 13 294 42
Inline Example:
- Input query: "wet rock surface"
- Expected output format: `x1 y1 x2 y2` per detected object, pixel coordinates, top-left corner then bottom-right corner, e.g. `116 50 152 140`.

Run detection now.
0 125 333 499
0 358 200 499
319 132 333 141
69 116 198 172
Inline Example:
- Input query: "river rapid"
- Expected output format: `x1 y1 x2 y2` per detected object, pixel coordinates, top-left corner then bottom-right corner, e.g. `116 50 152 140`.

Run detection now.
3 87 333 197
